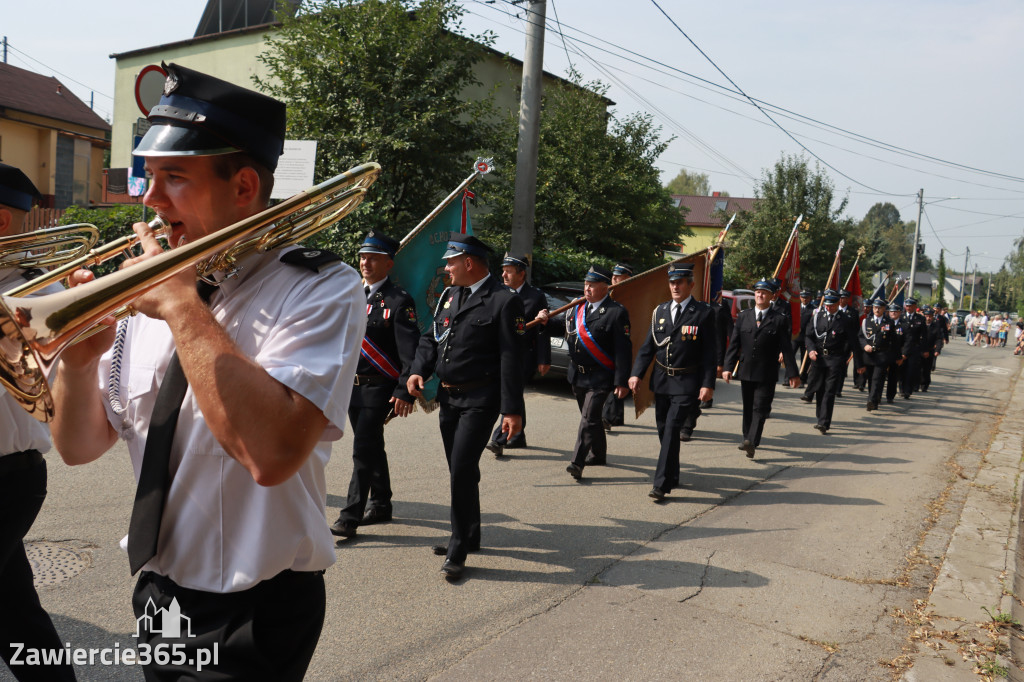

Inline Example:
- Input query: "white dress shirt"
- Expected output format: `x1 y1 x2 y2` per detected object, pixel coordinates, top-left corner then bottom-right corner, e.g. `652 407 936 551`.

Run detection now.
97 247 366 592
0 267 63 457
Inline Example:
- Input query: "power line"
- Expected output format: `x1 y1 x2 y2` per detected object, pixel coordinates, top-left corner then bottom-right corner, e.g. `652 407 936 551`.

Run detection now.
5 41 113 103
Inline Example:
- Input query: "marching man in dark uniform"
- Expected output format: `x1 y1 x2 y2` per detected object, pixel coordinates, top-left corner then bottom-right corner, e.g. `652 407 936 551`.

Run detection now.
331 231 420 539
0 164 77 681
920 305 945 391
407 234 525 579
628 263 715 500
860 298 900 411
564 265 631 481
798 288 814 384
722 278 800 459
835 288 859 396
602 262 633 432
899 298 927 399
804 289 860 433
486 253 550 457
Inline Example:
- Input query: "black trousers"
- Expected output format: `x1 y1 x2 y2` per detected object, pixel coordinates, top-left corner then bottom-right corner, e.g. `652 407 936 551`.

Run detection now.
0 457 76 682
807 355 843 427
868 360 899 404
802 361 817 399
653 392 695 493
491 366 533 447
920 353 935 388
601 392 625 427
900 352 921 396
571 386 610 467
340 400 393 525
132 569 325 682
439 402 498 563
740 380 776 446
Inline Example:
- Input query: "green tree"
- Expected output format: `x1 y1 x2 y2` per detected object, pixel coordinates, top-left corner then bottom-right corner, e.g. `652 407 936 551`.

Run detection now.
59 204 148 277
934 249 947 307
479 70 687 282
725 154 849 289
256 0 498 260
665 168 710 196
856 203 933 274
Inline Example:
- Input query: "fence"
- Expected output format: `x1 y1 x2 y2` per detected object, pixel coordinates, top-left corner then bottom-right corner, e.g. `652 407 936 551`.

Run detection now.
24 207 66 231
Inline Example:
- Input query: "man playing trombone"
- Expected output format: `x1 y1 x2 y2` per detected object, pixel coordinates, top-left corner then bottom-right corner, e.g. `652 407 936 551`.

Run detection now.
0 164 76 681
48 64 365 681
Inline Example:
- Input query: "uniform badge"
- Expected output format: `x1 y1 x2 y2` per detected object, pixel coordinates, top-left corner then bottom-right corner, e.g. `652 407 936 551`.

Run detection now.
514 316 526 335
444 296 452 309
382 308 391 320
405 307 417 323
598 307 605 314
659 318 665 324
443 317 450 327
623 324 630 337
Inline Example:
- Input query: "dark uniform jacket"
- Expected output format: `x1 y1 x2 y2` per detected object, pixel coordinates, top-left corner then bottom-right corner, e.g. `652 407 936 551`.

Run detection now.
566 296 632 390
724 306 798 383
631 298 717 395
804 308 859 364
858 314 908 366
800 303 815 351
925 319 946 355
514 282 551 373
412 275 526 414
712 302 733 367
902 312 928 353
354 277 420 405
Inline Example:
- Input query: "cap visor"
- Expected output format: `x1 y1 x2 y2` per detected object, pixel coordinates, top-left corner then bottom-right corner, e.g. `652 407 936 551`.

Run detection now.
133 123 238 158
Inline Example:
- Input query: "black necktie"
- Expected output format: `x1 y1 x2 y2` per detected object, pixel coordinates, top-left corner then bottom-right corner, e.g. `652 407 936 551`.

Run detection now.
756 311 763 327
127 281 216 575
364 285 371 300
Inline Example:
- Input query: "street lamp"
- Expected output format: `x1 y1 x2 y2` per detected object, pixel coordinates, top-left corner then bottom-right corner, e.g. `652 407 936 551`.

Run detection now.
909 192 958 301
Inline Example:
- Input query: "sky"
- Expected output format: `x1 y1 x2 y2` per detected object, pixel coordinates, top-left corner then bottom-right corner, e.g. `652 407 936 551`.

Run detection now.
4 0 1023 276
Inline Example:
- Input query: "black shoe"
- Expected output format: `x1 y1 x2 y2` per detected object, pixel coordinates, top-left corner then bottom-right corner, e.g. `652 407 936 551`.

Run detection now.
902 393 911 400
836 391 843 398
441 559 465 579
330 519 357 538
866 402 877 412
566 463 583 481
505 436 526 449
361 507 392 525
584 454 607 466
648 488 666 501
800 395 813 403
741 440 755 458
886 398 894 404
602 419 612 432
679 430 693 442
485 441 504 457
699 399 713 409
921 386 928 392
813 424 828 434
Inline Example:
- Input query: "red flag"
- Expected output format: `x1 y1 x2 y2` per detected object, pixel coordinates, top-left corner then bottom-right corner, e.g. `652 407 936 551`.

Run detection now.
777 235 802 336
847 263 863 318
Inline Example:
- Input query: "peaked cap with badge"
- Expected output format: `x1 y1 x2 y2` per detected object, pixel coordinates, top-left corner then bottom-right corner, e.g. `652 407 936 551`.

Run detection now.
0 163 41 213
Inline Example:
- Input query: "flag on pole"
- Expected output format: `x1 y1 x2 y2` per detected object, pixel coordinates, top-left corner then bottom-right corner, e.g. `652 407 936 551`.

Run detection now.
847 263 863 317
390 190 473 404
776 235 802 336
827 251 841 291
614 250 710 418
703 247 724 303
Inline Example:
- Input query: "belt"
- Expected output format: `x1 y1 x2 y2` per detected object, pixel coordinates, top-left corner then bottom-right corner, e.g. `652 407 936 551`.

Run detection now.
0 449 43 476
441 378 492 394
655 360 698 377
354 374 395 386
575 363 611 375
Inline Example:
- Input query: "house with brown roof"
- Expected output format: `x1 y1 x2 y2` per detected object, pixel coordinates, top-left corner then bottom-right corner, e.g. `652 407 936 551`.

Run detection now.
0 62 111 208
666 193 756 256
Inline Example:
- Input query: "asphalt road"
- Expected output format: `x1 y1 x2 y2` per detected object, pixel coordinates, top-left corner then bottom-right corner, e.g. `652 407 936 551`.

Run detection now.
11 337 1021 681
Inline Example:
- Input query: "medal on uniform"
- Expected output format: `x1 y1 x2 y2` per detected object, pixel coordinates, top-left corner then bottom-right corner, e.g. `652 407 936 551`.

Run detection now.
598 307 605 314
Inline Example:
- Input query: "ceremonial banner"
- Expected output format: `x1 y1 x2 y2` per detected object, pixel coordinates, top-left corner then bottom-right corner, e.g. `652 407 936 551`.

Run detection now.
703 247 724 303
777 235 802 336
611 249 710 418
827 252 841 291
847 263 864 317
391 191 473 404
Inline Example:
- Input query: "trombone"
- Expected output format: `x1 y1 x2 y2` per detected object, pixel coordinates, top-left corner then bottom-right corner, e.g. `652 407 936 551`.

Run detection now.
0 162 380 422
0 224 101 272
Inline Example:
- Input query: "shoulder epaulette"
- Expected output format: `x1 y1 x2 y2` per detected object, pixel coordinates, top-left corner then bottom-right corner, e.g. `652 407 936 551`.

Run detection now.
280 248 342 273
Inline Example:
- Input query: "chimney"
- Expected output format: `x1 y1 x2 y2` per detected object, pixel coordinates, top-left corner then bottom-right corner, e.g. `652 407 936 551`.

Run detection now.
712 191 721 197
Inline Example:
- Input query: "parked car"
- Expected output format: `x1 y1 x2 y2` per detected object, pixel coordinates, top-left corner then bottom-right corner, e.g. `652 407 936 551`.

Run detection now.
539 281 584 377
721 289 756 320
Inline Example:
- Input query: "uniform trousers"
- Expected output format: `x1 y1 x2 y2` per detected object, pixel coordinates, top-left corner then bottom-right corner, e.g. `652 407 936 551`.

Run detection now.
899 353 921 396
807 355 843 428
570 386 610 467
920 355 935 389
653 392 696 494
740 380 776 446
867 361 900 404
802 362 817 399
340 399 393 525
438 401 498 563
490 367 532 448
132 568 325 682
0 456 75 682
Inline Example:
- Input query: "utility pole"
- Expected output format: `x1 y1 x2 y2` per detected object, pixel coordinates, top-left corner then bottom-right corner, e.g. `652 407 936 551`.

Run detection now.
509 0 546 275
908 188 924 300
985 272 993 311
2 37 7 63
959 246 969 309
970 264 977 310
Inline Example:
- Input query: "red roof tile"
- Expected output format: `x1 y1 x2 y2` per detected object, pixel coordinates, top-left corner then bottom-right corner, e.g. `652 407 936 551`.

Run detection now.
0 62 110 132
672 194 756 227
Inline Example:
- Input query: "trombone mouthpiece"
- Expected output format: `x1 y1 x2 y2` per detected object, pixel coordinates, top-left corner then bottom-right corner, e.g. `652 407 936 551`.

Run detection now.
148 215 172 242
